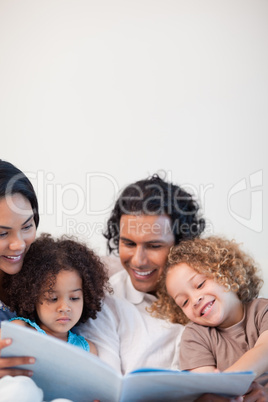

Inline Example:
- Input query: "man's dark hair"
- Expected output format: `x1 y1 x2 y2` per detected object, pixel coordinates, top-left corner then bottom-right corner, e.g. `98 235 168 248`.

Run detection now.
104 174 205 254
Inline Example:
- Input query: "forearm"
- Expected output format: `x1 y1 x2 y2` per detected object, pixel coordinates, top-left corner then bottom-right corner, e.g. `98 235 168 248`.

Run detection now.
224 345 268 378
225 330 268 378
190 366 216 373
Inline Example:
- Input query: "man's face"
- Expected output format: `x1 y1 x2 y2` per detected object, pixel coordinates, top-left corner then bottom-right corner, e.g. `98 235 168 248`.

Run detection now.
119 214 175 294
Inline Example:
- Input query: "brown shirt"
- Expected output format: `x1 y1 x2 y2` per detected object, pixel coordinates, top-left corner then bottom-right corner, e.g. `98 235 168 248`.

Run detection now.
180 298 268 385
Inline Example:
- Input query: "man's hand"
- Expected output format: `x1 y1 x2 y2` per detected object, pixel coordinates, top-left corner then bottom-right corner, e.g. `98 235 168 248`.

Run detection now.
194 394 243 402
243 381 268 402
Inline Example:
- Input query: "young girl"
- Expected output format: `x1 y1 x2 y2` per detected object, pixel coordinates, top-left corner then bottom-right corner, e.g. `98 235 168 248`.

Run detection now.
3 233 112 354
151 236 268 387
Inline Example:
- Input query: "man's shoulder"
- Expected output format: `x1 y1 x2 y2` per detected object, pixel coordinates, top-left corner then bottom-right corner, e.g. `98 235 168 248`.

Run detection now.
78 293 139 332
101 255 123 278
110 269 128 285
109 270 129 297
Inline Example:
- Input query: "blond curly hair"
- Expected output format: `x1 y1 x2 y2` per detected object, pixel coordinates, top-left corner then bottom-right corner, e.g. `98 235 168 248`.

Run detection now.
150 236 263 325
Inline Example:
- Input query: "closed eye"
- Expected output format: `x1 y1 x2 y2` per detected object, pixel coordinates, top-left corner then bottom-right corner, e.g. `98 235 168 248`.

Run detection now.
121 239 136 247
197 280 206 289
182 299 188 307
46 297 57 303
22 224 34 231
146 244 162 249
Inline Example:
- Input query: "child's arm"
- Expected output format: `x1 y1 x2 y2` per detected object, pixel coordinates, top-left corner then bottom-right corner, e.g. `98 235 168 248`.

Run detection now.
189 366 217 373
224 330 268 378
8 320 29 328
86 339 98 355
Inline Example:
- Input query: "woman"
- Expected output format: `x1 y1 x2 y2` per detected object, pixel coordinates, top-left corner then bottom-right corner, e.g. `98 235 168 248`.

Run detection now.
0 159 39 378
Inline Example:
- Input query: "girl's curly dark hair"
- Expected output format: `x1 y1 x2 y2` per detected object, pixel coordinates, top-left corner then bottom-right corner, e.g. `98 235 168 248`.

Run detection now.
4 233 112 324
104 173 205 254
150 236 263 324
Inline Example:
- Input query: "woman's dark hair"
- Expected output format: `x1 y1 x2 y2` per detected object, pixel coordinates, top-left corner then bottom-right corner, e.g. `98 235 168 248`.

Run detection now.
4 233 112 324
0 160 39 228
104 174 205 254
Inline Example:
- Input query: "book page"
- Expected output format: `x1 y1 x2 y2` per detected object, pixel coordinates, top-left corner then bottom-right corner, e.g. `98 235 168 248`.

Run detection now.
1 321 255 402
121 369 255 402
1 321 122 402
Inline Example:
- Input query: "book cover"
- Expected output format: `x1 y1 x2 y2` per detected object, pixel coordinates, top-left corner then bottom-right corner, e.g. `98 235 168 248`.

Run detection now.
1 321 255 402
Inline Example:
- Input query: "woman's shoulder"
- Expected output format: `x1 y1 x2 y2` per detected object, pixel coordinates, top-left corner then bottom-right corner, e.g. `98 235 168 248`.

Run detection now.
0 301 16 323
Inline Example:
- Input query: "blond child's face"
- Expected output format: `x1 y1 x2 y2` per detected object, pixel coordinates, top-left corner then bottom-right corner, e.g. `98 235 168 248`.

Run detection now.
166 263 243 329
36 269 83 341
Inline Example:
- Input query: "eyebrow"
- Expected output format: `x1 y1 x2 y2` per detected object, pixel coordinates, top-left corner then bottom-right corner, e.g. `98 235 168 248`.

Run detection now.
0 214 34 230
44 288 83 294
119 236 166 244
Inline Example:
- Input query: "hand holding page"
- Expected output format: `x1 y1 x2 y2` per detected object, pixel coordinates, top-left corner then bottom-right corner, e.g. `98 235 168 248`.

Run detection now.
1 321 255 402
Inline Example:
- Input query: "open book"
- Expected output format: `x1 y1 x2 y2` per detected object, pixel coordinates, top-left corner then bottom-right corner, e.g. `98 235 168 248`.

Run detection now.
1 321 254 402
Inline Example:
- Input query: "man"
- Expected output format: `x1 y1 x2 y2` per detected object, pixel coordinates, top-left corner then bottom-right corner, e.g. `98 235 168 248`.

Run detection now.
79 174 205 374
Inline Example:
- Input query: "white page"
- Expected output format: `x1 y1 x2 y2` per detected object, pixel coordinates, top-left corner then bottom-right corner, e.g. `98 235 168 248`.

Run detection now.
121 370 255 402
1 321 122 402
1 321 255 402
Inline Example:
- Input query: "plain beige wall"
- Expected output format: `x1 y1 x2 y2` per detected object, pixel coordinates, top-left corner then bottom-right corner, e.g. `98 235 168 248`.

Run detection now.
1 0 267 295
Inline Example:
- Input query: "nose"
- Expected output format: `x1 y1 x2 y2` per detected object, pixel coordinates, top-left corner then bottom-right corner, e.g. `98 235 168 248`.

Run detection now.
57 300 71 313
194 296 203 308
131 246 147 267
9 234 26 252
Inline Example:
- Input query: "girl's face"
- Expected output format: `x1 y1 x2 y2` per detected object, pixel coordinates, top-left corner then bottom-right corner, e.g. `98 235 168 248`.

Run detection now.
0 194 36 276
36 269 84 341
166 263 243 329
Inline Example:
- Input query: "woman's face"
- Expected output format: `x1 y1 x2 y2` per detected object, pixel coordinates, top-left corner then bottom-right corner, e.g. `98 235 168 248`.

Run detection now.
0 193 36 276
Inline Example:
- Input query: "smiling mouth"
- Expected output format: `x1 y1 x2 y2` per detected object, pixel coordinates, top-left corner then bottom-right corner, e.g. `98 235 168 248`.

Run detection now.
132 269 156 278
200 300 215 316
2 255 23 262
134 270 154 276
